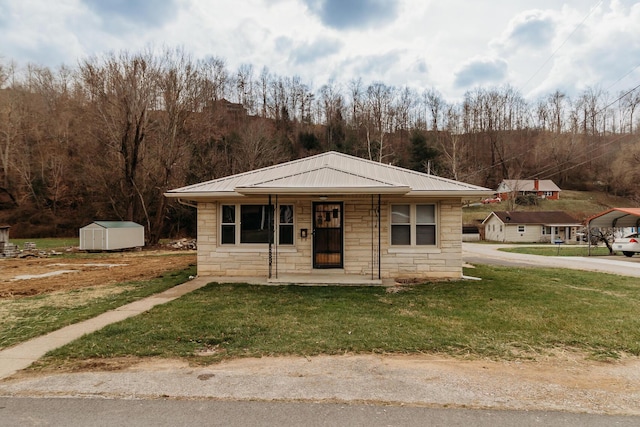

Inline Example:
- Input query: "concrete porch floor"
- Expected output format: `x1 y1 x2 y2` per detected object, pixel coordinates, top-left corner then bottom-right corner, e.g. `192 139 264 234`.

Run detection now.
201 271 391 286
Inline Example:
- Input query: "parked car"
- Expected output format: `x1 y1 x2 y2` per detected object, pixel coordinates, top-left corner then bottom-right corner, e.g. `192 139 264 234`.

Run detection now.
613 233 640 257
482 196 501 204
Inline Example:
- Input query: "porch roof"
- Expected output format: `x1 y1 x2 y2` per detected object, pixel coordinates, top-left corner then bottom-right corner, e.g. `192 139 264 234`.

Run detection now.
166 151 493 199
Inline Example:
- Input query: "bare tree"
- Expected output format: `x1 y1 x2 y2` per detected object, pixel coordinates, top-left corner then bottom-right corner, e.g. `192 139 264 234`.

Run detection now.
364 82 395 162
233 118 288 172
146 47 200 243
79 49 159 222
620 89 640 134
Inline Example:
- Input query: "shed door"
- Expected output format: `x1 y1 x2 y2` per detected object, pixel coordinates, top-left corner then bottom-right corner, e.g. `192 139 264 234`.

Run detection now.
313 202 343 269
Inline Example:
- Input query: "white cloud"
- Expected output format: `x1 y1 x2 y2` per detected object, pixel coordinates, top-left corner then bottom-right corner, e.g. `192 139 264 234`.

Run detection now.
454 57 508 89
0 0 638 102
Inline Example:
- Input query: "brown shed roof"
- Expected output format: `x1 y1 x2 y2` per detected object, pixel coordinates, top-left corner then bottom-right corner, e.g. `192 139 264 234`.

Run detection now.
483 211 581 225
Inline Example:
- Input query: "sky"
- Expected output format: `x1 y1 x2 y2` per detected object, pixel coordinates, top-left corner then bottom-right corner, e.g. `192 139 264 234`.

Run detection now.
1 0 639 101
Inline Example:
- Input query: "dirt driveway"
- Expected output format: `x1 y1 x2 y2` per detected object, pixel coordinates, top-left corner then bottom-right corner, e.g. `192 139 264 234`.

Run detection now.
0 250 196 298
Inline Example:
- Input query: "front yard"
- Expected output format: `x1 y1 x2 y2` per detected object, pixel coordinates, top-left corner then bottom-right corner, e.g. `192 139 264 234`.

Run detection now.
27 264 640 371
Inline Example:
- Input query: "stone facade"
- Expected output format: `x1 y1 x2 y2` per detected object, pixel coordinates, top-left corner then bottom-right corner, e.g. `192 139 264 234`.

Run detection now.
196 195 464 280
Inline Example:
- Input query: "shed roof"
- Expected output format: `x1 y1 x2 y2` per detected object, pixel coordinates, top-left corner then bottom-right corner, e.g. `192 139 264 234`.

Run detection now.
500 179 561 192
166 151 492 199
483 211 581 225
585 208 640 228
86 221 143 229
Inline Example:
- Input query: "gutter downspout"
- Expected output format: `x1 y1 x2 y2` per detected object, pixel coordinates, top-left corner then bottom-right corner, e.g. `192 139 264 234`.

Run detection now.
177 198 197 209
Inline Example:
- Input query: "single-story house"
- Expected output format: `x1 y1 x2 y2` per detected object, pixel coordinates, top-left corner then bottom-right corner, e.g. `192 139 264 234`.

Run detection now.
496 179 561 200
482 211 582 243
165 151 492 283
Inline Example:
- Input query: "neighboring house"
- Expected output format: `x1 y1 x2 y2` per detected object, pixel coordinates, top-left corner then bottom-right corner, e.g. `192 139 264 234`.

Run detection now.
482 211 582 243
496 179 561 200
165 151 492 283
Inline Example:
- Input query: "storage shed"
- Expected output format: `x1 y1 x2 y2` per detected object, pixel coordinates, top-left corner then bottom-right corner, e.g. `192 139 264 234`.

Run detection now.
79 221 144 251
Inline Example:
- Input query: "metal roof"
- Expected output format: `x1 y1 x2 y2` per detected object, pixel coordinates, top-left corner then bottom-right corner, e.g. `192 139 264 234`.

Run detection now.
499 179 561 192
166 151 492 199
585 208 640 228
482 211 581 225
87 221 143 229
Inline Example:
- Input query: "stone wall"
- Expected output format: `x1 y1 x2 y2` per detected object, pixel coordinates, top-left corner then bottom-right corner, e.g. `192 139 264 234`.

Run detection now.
196 196 463 280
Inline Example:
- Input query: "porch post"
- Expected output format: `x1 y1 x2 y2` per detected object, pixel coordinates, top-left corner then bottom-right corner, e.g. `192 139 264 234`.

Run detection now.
268 194 273 279
378 194 381 280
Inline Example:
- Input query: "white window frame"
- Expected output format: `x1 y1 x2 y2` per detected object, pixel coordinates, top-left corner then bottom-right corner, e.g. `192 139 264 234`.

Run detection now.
517 225 526 233
220 203 295 246
390 203 437 246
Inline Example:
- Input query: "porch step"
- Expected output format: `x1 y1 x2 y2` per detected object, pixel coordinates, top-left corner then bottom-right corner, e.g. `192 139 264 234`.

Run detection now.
268 273 384 286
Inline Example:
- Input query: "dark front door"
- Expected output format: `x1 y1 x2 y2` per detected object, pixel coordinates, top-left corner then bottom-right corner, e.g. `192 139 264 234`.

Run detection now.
313 202 343 268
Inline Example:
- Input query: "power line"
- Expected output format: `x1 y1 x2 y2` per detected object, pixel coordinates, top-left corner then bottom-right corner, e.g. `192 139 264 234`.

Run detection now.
521 0 604 93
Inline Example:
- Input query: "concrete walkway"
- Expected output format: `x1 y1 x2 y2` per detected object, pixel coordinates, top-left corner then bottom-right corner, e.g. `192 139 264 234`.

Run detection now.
0 277 212 380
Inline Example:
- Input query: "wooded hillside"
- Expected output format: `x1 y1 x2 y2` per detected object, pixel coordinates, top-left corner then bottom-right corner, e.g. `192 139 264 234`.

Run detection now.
1 48 639 241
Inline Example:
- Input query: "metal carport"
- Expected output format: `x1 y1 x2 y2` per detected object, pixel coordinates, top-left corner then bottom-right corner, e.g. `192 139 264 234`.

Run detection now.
585 208 640 255
585 208 640 229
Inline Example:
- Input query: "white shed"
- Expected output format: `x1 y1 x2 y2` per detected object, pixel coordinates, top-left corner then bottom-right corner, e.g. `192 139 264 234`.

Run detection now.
79 221 144 251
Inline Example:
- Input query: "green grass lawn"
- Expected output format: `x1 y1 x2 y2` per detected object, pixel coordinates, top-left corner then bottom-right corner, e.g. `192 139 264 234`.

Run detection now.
9 237 79 251
0 266 196 350
500 246 612 256
36 265 640 369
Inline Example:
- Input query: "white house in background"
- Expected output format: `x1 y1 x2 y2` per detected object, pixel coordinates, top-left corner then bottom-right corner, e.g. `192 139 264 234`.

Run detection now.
496 179 561 200
165 151 493 284
482 211 582 243
79 221 145 251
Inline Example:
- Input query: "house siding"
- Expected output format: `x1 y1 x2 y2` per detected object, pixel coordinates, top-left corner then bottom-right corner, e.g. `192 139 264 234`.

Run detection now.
504 224 543 242
196 196 463 280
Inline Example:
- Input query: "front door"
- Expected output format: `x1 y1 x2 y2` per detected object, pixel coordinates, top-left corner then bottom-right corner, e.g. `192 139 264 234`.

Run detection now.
313 202 343 268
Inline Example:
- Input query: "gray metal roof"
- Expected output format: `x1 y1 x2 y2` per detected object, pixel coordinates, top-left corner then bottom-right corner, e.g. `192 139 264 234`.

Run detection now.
586 208 640 228
166 151 492 199
88 221 143 229
499 179 561 192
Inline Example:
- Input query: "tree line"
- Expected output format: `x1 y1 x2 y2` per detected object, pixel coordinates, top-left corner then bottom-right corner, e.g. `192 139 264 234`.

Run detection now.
1 47 639 241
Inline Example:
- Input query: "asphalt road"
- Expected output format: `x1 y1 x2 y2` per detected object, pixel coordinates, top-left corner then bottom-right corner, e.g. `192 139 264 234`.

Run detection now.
2 397 639 427
462 242 640 277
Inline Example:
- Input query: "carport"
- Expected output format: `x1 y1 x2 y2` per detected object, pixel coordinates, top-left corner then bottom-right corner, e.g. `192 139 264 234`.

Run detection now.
586 208 640 229
585 208 640 255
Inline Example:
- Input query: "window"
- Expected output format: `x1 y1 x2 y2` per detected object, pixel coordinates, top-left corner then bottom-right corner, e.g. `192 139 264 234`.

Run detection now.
221 204 294 245
240 205 272 243
221 205 236 244
391 204 410 245
518 225 526 233
279 205 294 245
542 226 551 235
391 204 436 246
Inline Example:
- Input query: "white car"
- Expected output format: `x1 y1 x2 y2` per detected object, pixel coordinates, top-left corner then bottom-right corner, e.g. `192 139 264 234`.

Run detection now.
614 233 640 257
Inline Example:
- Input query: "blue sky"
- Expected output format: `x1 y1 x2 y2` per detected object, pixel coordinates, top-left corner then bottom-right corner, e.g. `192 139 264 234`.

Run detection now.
1 0 639 101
